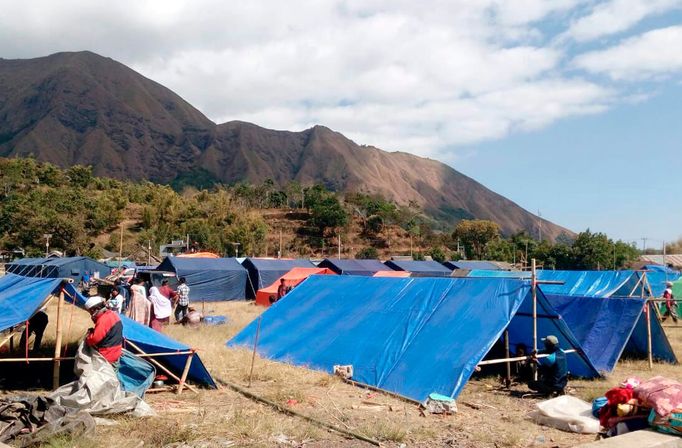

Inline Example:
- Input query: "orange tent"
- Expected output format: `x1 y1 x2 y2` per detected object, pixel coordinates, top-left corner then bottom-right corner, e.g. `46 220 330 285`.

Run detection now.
373 270 411 278
256 267 335 307
177 252 220 258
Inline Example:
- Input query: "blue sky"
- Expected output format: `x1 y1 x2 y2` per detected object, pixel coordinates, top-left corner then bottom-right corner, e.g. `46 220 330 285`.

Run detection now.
1 0 681 244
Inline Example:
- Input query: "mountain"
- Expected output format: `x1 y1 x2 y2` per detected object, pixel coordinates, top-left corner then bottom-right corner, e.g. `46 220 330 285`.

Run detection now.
0 51 570 240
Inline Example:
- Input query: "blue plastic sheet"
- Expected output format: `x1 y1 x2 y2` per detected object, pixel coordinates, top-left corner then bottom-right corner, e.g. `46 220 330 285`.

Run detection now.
118 350 155 397
646 271 681 297
5 257 111 282
383 260 452 277
624 303 677 364
317 259 393 276
156 257 248 301
0 274 63 331
241 258 316 298
228 276 598 402
469 270 639 298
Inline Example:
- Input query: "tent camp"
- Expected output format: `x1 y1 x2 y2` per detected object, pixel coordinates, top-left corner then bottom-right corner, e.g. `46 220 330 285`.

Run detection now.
255 267 335 306
546 295 676 372
156 256 248 301
0 274 216 389
383 260 452 277
317 259 393 276
6 257 111 283
228 276 598 402
241 258 316 298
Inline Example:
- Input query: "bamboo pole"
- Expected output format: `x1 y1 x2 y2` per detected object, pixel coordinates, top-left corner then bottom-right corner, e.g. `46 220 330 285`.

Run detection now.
477 349 577 366
647 300 654 370
248 316 263 387
0 327 25 350
125 339 199 394
504 330 511 388
531 258 538 381
176 351 195 395
0 357 77 362
52 290 65 389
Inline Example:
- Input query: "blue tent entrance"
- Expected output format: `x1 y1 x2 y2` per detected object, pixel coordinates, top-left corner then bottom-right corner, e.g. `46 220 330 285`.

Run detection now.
228 276 598 402
241 258 316 298
156 257 248 301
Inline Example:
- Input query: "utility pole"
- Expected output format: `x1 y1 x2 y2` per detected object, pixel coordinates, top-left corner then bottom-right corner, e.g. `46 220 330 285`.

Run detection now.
148 240 152 266
279 229 283 259
43 233 52 258
642 237 648 254
338 234 341 259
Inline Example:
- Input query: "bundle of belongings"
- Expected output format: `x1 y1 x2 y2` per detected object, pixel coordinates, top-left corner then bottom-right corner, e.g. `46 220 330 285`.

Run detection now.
0 343 154 446
592 376 682 437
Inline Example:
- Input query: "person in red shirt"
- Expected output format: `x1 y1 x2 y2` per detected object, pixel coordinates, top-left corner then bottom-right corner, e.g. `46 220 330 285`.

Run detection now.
276 279 288 301
159 279 176 301
84 296 123 368
662 281 678 323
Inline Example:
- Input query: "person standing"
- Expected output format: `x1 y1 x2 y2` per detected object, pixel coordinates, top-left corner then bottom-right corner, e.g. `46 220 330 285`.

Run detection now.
277 278 288 301
127 277 151 326
174 277 190 323
159 279 176 301
528 335 568 396
19 309 49 354
148 286 172 332
108 288 123 314
84 296 123 369
662 281 678 323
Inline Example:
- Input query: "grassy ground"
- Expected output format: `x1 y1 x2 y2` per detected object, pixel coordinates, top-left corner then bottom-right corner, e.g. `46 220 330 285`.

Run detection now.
3 300 682 447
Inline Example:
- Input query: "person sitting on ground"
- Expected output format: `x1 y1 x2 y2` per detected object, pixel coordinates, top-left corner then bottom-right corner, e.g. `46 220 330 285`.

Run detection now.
513 343 534 384
84 296 123 369
182 306 203 328
528 335 567 396
277 278 288 301
662 281 678 323
174 277 190 322
18 309 49 354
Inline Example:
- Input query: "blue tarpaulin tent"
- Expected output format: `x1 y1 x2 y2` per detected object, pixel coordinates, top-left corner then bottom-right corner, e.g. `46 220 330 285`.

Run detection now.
647 270 682 297
156 257 247 301
241 258 316 298
547 295 677 372
0 274 215 388
317 259 393 276
469 270 641 298
383 260 452 277
228 276 598 402
5 257 111 283
445 261 503 271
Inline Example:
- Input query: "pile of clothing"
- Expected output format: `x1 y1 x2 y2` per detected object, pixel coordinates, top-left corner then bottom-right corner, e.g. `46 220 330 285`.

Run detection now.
593 376 682 437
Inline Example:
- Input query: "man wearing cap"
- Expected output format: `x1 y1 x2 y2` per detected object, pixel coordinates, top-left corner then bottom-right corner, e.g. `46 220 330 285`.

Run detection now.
662 281 678 323
528 335 567 396
84 296 123 368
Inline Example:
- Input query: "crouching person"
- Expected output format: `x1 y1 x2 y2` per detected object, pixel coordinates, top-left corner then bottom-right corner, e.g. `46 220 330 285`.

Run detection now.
84 296 123 371
528 335 567 397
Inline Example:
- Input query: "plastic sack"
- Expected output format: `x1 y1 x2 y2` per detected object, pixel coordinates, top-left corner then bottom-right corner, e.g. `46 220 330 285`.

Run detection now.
529 395 600 433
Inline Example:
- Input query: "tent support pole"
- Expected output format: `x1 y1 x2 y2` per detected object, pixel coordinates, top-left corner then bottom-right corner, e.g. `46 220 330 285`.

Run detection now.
504 330 511 388
125 339 199 394
52 290 64 389
248 316 262 387
477 350 577 366
531 258 538 381
647 300 653 370
176 350 195 395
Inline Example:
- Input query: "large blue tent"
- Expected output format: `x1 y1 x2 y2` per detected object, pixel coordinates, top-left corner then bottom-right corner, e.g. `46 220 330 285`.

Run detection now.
383 260 452 277
5 257 111 283
317 259 393 276
0 274 215 388
228 276 598 402
241 258 316 298
547 295 677 372
646 270 682 297
156 257 248 301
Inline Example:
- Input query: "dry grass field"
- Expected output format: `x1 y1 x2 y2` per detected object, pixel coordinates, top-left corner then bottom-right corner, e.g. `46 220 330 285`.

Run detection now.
3 299 682 447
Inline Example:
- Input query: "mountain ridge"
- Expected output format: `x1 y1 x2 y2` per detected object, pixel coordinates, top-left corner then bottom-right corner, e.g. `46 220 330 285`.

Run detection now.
0 51 571 240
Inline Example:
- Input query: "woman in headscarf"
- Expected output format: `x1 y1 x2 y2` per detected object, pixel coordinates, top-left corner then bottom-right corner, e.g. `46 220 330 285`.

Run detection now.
127 277 151 326
148 285 172 332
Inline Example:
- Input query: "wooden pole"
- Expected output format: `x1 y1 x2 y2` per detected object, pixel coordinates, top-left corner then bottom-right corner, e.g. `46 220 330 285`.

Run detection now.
248 316 263 387
119 225 123 270
52 290 65 389
504 330 511 388
477 349 577 366
176 351 195 395
647 300 653 370
125 339 199 394
531 258 538 381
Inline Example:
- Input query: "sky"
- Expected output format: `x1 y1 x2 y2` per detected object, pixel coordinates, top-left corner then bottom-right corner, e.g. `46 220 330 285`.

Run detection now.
0 0 681 246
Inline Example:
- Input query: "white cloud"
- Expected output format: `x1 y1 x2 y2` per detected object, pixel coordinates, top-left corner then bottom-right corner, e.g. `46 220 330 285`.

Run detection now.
574 26 682 80
0 0 675 157
565 0 682 42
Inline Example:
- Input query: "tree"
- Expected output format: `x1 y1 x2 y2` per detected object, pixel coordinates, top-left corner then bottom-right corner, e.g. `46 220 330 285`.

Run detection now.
356 247 379 259
572 230 615 270
429 246 447 263
453 220 500 259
